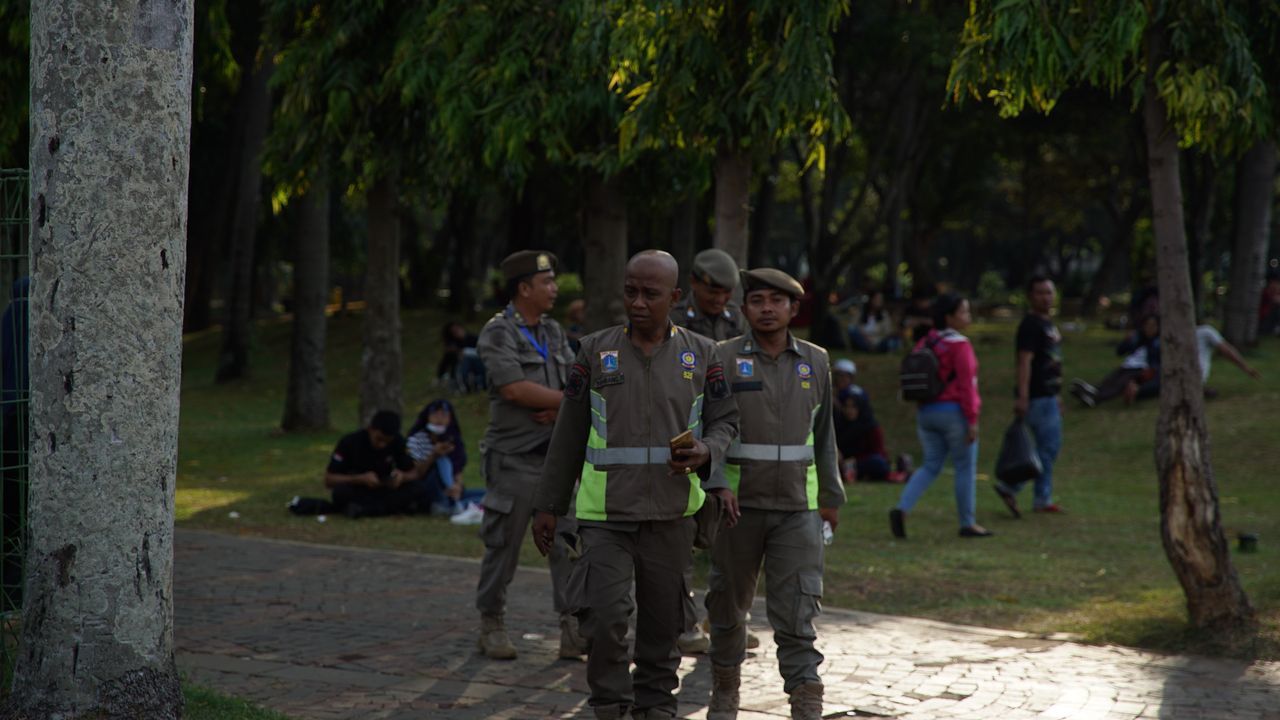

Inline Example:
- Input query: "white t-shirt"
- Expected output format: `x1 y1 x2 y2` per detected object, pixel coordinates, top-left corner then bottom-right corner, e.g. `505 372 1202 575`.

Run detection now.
1196 325 1223 382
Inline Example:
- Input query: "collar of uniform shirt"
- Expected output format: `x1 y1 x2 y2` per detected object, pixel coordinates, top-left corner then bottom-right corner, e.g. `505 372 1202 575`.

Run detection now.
504 302 544 328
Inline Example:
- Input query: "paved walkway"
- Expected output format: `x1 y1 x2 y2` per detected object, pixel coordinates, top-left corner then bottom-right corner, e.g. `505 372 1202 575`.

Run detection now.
175 529 1280 719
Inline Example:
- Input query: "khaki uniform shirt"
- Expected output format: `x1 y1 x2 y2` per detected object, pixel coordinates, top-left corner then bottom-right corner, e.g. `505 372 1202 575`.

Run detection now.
670 299 745 342
476 305 575 455
537 324 739 523
716 332 844 512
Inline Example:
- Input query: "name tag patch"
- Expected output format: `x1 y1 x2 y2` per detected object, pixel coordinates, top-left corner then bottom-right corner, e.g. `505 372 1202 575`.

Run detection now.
731 381 763 393
594 373 625 388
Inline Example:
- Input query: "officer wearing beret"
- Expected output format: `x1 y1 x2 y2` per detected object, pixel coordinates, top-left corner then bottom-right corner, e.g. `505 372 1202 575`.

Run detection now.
670 248 745 343
473 250 586 660
705 268 845 720
532 250 741 720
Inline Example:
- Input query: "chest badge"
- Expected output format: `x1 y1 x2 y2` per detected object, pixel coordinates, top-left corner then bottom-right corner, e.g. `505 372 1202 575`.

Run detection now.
797 361 813 389
736 358 754 378
600 350 620 374
680 350 697 379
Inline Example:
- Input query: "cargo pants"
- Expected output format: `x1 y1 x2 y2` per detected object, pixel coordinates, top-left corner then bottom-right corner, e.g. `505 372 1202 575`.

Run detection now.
705 508 825 693
577 518 696 718
476 449 576 616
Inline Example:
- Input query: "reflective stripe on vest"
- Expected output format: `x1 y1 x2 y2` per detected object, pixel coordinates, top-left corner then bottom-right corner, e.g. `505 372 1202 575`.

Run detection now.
725 442 814 462
577 390 707 521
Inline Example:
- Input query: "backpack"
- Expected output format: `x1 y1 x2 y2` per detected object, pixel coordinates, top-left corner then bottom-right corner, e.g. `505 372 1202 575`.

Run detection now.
899 334 947 402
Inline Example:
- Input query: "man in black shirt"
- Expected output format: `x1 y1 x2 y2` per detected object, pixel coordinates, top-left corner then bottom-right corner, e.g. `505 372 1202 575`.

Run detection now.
996 276 1065 517
325 410 427 518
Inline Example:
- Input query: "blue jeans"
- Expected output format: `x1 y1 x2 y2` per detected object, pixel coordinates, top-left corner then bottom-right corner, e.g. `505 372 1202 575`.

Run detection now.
999 396 1061 508
895 402 978 528
426 456 485 514
848 327 901 353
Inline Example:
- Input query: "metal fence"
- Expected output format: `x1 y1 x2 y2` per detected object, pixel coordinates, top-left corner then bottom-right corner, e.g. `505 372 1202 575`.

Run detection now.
0 168 30 684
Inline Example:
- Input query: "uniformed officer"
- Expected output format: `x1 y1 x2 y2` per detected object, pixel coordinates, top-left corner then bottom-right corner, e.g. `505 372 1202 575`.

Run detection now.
670 248 745 342
474 250 586 661
532 250 741 720
705 268 845 720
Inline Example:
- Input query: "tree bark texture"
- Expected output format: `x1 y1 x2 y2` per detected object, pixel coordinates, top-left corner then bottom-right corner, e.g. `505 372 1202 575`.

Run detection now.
583 173 627 333
1142 28 1253 632
748 153 780 269
359 174 403 424
214 51 272 383
713 146 750 270
670 195 698 293
1183 151 1217 316
1224 140 1277 346
14 0 192 715
281 177 330 432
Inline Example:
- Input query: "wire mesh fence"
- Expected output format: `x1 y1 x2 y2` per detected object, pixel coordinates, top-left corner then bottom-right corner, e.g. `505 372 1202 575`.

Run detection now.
0 168 30 687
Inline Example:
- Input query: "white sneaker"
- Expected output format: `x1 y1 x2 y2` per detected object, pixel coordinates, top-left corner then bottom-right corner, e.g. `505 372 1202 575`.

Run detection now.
450 503 484 525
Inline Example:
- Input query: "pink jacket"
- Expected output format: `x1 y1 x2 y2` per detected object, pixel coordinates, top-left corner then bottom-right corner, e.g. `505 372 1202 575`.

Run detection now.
919 329 981 425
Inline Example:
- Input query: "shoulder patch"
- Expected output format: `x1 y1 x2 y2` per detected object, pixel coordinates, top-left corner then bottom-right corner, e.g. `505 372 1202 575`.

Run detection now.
706 362 730 401
565 362 589 400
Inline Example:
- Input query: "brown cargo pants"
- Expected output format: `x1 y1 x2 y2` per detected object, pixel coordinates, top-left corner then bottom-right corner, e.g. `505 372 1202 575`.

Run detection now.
576 517 696 718
705 508 825 693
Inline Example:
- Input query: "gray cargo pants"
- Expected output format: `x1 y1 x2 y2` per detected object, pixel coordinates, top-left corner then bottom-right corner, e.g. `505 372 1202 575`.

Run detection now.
705 508 825 693
577 518 696 718
476 449 576 616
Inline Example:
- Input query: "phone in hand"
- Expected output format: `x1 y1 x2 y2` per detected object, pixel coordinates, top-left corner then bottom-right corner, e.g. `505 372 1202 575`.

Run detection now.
669 429 695 452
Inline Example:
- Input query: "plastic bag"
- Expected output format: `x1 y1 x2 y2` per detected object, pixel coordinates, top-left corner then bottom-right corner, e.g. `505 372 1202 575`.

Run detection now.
995 419 1042 484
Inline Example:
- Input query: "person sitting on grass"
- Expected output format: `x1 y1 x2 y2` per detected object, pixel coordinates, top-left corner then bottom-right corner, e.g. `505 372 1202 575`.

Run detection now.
1069 314 1161 407
1196 325 1262 398
831 359 910 483
405 398 485 516
324 410 428 519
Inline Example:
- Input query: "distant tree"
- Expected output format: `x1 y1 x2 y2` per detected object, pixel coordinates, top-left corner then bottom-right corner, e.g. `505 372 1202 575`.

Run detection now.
950 0 1271 631
280 173 330 431
609 0 848 269
1224 140 1277 345
0 0 29 168
10 0 192 715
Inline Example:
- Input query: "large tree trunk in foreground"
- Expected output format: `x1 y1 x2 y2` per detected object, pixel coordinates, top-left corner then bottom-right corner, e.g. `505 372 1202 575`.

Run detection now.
714 146 750 270
1224 140 1276 347
281 176 330 432
215 52 272 382
359 175 403 424
13 0 192 715
670 195 698 291
583 173 627 332
1142 28 1252 632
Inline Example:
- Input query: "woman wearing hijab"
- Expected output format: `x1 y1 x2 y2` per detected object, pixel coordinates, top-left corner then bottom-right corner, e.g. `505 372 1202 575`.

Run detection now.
406 399 484 516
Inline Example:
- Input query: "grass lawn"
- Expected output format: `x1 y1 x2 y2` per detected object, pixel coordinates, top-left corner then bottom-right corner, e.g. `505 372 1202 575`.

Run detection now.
176 307 1280 660
184 684 292 720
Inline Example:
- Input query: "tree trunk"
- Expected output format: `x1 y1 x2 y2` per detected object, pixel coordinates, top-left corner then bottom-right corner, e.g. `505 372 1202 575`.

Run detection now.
1082 205 1139 319
670 195 698 291
1224 140 1277 346
281 176 330 432
1184 151 1217 317
749 153 780 268
359 174 402 424
444 193 477 314
1142 28 1253 632
13 0 191 715
713 146 750 270
583 173 627 332
214 52 272 382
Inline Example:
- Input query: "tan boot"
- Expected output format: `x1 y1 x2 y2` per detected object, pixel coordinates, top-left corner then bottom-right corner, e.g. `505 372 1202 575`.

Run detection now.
788 682 823 720
677 627 710 654
559 613 589 659
477 614 517 660
707 663 741 719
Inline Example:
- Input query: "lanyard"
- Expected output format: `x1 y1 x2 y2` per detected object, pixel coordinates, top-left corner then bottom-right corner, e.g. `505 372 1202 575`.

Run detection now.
518 325 548 362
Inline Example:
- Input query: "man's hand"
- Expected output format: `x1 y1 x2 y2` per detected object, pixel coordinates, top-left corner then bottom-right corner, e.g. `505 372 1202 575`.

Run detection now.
819 507 839 532
532 511 558 556
446 482 463 501
362 471 381 488
966 423 978 445
1246 365 1262 381
710 487 740 528
532 409 559 425
1013 395 1029 418
668 438 710 476
387 470 405 489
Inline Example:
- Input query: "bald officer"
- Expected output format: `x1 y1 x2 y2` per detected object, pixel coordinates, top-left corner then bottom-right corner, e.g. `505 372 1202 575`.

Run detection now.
706 269 844 720
532 250 741 720
670 248 745 342
474 250 586 661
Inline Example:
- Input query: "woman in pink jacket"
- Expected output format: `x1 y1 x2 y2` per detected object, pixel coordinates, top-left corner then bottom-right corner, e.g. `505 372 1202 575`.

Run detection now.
890 294 992 538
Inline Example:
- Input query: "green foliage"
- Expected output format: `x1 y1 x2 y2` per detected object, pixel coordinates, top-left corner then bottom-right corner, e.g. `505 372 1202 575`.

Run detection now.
947 0 1276 153
607 0 849 162
184 684 293 720
0 0 29 167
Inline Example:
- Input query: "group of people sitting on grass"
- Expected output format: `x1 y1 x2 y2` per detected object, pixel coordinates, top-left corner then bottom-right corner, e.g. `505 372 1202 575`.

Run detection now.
289 399 485 522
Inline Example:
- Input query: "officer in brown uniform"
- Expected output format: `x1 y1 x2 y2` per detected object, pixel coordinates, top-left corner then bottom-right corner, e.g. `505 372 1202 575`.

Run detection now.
532 250 741 720
705 268 845 720
474 250 586 661
669 248 745 342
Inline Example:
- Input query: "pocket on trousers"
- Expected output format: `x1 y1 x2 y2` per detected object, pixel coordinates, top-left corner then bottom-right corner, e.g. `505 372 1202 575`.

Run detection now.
479 502 509 549
791 572 824 637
